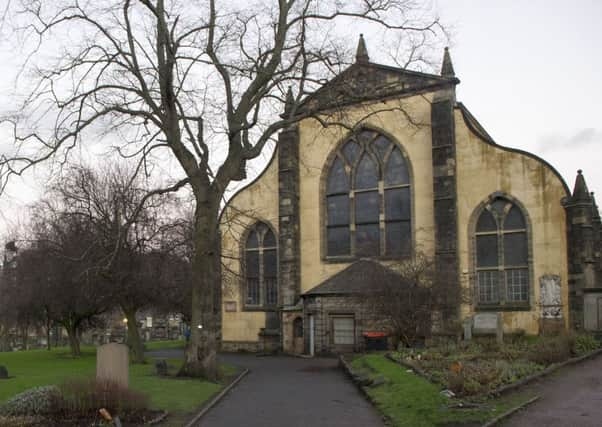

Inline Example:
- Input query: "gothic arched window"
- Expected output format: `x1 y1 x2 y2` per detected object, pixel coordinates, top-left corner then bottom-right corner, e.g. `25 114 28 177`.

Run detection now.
325 130 411 258
244 222 278 308
475 197 529 305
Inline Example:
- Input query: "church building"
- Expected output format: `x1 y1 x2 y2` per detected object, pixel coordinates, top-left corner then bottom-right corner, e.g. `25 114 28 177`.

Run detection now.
218 36 602 355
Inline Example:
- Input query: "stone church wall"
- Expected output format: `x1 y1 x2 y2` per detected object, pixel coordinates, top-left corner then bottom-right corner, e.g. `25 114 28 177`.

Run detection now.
455 107 570 334
219 149 280 344
297 95 438 294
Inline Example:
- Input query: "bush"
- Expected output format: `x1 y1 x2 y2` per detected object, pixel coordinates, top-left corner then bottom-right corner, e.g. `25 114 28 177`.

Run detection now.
571 333 601 355
56 379 149 420
447 371 465 394
0 386 60 416
528 335 571 365
0 415 45 427
475 338 500 354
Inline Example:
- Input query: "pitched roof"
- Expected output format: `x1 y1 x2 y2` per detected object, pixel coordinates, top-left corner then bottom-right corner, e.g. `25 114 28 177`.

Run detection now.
303 259 401 296
297 61 459 116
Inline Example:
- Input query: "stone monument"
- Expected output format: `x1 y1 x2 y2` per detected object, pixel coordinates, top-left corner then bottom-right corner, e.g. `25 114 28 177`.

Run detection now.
472 312 503 344
96 343 129 388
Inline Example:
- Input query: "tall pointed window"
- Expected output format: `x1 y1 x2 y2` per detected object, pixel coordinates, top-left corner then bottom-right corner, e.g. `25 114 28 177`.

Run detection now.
325 130 411 258
244 222 278 309
475 197 529 306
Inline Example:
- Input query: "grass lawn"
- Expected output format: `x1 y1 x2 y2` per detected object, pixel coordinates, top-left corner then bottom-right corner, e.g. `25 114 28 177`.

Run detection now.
351 354 535 427
144 339 186 351
0 345 232 421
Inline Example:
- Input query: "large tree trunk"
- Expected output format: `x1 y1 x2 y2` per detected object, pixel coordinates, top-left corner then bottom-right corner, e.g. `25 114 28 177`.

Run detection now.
123 306 145 364
179 197 220 381
65 323 81 357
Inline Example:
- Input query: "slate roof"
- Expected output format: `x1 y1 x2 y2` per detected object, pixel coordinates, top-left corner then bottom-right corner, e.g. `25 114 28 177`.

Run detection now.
303 259 401 296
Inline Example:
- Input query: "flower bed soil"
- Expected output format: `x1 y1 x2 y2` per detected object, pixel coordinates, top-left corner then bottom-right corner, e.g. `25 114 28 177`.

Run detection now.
388 333 602 398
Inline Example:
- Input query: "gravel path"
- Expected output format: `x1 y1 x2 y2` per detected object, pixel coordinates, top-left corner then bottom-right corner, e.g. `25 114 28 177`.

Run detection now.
502 353 602 427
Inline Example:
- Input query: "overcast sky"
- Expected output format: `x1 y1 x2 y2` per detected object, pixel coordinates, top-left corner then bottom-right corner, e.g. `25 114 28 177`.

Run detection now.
0 0 600 236
436 0 602 197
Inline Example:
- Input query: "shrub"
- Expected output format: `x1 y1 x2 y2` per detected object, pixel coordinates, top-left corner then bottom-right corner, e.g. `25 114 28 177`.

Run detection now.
528 335 571 365
0 386 60 416
498 360 542 384
447 371 465 394
571 333 601 356
475 338 500 354
56 379 149 420
0 415 45 427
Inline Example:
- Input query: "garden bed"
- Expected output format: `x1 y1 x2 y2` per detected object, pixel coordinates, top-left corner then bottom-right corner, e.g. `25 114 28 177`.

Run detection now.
343 353 536 427
388 333 602 397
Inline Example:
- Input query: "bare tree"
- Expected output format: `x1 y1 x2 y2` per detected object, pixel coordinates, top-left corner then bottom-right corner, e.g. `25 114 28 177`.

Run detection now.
49 164 190 363
365 252 435 347
14 207 111 356
0 0 444 378
367 252 472 347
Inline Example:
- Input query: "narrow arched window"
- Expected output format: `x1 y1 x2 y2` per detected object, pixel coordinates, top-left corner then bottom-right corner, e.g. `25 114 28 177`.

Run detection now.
325 130 411 258
475 197 529 305
245 222 278 308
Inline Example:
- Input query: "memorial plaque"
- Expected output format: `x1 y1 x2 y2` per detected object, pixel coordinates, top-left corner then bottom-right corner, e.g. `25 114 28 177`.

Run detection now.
473 313 503 343
540 275 562 318
96 343 129 388
473 313 499 335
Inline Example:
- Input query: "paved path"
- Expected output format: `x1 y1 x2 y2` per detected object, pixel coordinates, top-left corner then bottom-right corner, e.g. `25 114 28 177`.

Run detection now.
503 354 602 427
196 354 384 427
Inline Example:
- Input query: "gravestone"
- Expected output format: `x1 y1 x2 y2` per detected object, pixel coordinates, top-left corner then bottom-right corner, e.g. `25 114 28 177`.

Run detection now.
462 318 473 341
96 343 129 388
155 359 168 376
540 275 562 319
0 365 8 379
473 312 503 344
540 275 564 333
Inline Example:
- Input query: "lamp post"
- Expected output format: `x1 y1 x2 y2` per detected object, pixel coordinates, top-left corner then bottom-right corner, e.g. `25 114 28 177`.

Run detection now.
123 318 128 344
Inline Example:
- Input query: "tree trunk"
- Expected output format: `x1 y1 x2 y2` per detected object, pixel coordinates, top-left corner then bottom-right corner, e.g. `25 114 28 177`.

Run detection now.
21 324 29 350
66 324 81 357
46 326 51 351
123 306 145 364
45 310 52 351
179 198 220 380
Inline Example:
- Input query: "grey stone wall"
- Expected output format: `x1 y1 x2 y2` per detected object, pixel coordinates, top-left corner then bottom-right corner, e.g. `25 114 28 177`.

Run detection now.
563 173 602 330
431 97 460 319
277 126 301 307
302 295 388 355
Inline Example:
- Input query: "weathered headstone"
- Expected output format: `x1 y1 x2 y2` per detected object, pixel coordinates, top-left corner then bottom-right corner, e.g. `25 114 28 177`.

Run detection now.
540 275 562 319
473 312 503 344
155 359 168 376
0 365 8 379
462 318 473 341
96 343 129 388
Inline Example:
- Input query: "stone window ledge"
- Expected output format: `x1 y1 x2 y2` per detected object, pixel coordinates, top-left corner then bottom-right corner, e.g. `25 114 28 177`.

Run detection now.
475 304 531 312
